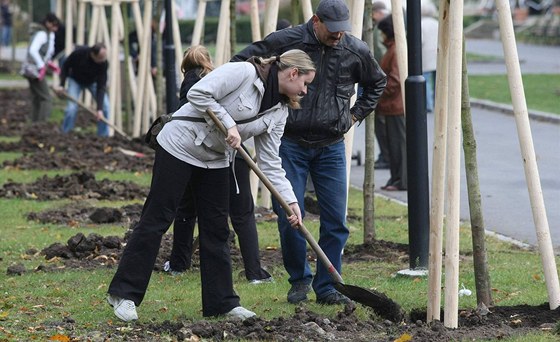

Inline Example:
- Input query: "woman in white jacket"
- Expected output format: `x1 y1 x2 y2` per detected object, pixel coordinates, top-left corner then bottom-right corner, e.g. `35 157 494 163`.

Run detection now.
24 12 60 122
108 49 315 322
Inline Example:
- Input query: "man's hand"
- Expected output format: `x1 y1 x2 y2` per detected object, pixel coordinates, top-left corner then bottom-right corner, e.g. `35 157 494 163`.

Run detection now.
287 202 303 228
96 110 104 121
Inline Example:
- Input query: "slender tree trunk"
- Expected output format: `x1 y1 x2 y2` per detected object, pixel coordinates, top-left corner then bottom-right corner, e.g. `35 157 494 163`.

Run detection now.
155 1 164 114
121 3 133 135
230 0 236 57
461 37 493 307
291 0 300 25
363 0 376 243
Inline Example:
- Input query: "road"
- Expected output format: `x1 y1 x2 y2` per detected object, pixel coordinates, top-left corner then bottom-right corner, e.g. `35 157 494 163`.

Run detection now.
349 38 560 250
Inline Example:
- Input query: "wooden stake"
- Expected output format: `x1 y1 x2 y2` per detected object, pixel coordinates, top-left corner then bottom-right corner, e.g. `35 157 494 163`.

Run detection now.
390 0 407 111
343 0 365 214
495 0 560 310
263 0 280 36
215 0 230 65
250 0 261 42
443 0 464 329
301 0 313 21
192 0 207 45
132 0 152 137
427 0 450 323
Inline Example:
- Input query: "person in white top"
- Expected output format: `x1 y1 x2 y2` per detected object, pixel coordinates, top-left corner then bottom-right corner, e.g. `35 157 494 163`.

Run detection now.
23 12 60 122
421 0 439 113
107 49 315 322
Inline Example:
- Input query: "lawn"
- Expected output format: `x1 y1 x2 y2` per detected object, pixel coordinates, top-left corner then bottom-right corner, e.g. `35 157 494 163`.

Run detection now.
467 74 560 114
0 156 559 340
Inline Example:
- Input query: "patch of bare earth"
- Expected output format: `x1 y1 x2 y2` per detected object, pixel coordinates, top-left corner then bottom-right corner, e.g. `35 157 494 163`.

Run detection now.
2 88 558 341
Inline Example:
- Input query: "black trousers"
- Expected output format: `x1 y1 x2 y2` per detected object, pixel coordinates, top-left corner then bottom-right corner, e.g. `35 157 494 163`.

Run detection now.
170 157 271 281
384 115 407 190
108 146 240 317
374 113 389 163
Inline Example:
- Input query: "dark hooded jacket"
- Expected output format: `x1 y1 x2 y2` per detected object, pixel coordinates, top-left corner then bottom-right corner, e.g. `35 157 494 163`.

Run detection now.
232 20 387 148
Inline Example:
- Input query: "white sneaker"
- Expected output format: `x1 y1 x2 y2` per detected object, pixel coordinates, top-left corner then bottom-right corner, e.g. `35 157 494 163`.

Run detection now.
163 260 171 272
107 295 138 322
225 306 256 320
248 276 274 285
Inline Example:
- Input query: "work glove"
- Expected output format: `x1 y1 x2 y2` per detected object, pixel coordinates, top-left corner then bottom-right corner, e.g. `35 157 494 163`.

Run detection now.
37 65 47 81
47 61 61 74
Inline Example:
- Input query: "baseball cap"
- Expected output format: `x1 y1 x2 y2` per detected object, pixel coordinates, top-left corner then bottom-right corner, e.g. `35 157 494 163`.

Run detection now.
316 0 351 32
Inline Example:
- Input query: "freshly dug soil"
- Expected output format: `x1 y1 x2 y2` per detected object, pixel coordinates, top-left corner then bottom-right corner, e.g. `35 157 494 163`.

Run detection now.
0 171 149 200
2 88 558 342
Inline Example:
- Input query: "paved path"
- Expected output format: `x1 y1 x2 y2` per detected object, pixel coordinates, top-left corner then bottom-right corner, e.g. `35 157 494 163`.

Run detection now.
350 38 560 250
2 40 558 250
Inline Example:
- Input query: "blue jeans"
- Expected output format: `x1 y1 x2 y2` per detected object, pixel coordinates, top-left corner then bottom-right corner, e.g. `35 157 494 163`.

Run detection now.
1 25 11 46
61 77 109 136
424 70 436 113
272 138 349 298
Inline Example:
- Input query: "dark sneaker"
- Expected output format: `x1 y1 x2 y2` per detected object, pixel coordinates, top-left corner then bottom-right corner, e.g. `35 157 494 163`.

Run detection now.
316 291 352 305
287 283 311 304
374 161 390 170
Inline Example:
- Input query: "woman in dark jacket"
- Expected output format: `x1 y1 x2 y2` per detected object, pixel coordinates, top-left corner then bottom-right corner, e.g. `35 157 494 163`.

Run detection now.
376 16 407 191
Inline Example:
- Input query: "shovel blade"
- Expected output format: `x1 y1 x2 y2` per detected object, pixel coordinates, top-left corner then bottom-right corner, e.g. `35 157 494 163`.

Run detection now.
334 282 404 322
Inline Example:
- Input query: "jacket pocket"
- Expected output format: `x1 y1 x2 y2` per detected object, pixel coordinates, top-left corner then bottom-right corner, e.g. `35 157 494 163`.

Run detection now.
225 93 256 118
330 84 355 135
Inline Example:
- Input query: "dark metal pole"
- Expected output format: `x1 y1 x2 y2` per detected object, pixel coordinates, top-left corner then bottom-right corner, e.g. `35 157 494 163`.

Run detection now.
405 0 429 269
164 0 178 112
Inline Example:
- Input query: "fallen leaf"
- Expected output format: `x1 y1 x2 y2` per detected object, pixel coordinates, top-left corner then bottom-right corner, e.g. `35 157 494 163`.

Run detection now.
394 333 412 342
532 274 541 281
49 334 70 341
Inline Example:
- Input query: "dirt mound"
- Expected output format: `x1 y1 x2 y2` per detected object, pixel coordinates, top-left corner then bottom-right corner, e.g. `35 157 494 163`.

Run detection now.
0 171 148 200
0 89 30 136
27 202 143 225
49 304 559 341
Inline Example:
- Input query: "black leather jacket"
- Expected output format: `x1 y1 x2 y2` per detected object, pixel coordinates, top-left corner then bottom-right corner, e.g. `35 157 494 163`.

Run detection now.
232 20 387 148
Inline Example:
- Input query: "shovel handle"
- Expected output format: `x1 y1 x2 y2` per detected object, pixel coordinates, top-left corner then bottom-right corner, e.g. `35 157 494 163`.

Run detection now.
51 86 131 140
206 109 344 284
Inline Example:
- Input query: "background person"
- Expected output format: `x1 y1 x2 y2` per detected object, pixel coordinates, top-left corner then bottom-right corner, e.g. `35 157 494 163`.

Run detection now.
106 49 315 322
232 0 387 305
1 0 12 49
54 43 110 137
371 1 391 170
377 15 407 191
23 12 60 122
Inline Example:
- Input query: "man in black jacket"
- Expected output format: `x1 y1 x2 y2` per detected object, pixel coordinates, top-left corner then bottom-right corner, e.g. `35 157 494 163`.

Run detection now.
54 43 110 137
232 0 386 305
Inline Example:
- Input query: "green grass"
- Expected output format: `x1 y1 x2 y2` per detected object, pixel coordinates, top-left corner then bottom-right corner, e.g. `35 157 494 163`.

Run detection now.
467 74 560 114
0 157 559 341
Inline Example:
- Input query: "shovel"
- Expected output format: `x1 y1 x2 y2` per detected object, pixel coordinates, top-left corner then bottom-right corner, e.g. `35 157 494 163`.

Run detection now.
206 109 404 322
51 87 131 140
